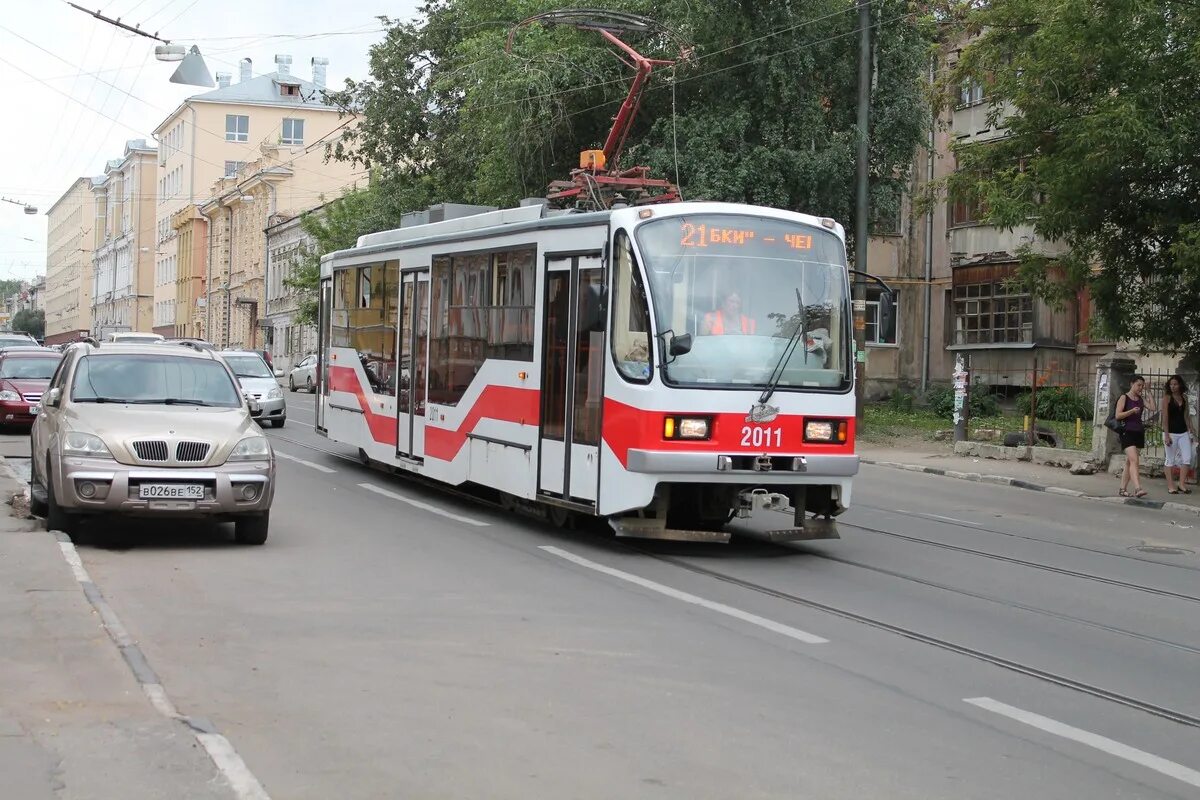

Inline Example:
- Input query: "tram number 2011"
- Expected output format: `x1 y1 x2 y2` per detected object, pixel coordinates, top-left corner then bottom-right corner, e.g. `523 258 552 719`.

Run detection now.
741 426 783 448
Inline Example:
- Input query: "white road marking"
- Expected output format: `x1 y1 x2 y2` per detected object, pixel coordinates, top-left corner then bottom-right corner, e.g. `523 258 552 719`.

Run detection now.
53 538 273 800
274 450 335 473
965 697 1200 789
358 482 490 527
540 546 828 645
195 733 272 800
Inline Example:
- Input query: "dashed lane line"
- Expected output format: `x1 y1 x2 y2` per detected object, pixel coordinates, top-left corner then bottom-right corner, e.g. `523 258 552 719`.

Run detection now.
273 450 335 473
358 482 490 527
539 545 829 645
965 697 1200 790
53 534 271 800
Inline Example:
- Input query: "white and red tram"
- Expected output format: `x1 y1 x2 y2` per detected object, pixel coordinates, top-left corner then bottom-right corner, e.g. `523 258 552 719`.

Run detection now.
317 200 861 542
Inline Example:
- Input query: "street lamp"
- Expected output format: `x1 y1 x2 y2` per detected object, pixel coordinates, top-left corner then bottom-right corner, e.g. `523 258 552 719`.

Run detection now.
1 197 37 215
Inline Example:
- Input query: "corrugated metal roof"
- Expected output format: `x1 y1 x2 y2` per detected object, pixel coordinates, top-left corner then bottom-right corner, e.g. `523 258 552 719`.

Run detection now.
188 70 337 110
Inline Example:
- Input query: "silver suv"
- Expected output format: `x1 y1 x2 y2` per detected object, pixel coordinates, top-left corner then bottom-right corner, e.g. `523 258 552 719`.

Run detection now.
218 350 286 428
29 343 275 544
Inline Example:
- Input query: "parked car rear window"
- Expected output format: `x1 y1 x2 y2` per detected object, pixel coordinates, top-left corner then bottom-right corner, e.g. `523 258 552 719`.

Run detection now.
71 354 242 407
0 336 38 349
223 355 273 379
0 357 60 379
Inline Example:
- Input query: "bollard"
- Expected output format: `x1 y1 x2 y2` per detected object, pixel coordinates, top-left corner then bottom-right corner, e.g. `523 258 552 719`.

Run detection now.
1075 417 1082 448
1023 415 1030 432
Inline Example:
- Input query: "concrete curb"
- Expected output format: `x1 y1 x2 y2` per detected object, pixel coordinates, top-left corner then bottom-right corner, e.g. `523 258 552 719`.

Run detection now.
861 458 1200 518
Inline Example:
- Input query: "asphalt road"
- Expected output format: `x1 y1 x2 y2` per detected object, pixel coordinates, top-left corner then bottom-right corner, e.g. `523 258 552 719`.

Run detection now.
18 388 1200 799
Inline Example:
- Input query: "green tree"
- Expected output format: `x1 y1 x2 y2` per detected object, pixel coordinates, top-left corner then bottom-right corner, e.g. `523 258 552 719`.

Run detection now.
326 1 936 237
11 308 44 339
944 0 1200 355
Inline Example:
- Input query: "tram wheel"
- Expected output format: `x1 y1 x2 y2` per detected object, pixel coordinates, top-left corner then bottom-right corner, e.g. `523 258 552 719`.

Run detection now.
547 506 573 529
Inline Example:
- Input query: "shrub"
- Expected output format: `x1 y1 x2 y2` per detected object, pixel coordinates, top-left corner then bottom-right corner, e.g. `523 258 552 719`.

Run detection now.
925 384 999 420
1017 386 1091 422
889 391 914 412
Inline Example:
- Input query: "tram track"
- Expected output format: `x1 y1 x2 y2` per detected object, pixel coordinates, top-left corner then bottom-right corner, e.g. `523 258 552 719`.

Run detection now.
268 430 1200 728
852 502 1200 574
838 521 1200 605
633 548 1200 729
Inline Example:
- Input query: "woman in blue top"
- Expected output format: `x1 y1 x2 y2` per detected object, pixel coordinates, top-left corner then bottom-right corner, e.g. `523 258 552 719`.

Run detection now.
1115 374 1156 498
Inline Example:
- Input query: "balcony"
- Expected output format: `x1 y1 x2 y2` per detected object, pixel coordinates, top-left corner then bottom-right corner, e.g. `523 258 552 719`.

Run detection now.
949 222 1067 263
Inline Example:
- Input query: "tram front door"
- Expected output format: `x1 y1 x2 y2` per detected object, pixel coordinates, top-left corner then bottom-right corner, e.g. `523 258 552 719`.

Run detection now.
395 269 429 460
538 254 605 505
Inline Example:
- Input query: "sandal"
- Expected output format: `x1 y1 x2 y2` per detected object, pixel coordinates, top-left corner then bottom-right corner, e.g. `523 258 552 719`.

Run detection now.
1168 488 1180 494
1119 489 1130 497
1183 488 1193 494
1135 489 1148 498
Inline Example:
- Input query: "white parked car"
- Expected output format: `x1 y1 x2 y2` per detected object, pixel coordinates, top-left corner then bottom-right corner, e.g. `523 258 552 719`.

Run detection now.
288 354 317 393
107 331 165 344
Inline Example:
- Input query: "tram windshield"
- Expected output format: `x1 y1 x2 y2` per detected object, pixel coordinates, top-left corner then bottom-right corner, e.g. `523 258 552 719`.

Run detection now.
635 214 850 390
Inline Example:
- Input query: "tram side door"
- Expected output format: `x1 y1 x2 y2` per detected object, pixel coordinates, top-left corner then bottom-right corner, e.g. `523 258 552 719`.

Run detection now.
395 269 429 460
538 254 604 504
316 276 331 433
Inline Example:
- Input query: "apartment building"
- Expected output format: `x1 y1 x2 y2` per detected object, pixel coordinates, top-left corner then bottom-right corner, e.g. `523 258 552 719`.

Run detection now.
91 139 157 338
199 146 359 350
264 208 323 371
153 53 353 337
43 177 98 344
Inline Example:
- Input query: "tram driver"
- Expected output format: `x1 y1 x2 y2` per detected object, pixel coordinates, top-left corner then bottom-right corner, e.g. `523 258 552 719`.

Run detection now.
701 289 756 336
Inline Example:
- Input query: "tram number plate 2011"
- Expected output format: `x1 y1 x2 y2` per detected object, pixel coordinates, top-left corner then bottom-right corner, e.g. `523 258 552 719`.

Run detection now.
138 484 204 500
740 426 782 448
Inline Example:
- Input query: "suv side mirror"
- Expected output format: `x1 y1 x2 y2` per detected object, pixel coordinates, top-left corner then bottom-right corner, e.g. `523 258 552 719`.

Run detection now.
45 387 61 408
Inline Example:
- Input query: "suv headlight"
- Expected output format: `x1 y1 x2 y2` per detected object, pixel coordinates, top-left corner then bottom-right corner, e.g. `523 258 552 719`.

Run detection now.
229 435 272 461
0 389 20 402
267 387 283 400
62 431 112 458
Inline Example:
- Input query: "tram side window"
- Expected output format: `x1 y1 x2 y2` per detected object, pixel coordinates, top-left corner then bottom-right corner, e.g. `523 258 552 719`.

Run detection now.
427 247 535 406
338 262 399 394
331 268 354 348
611 230 652 383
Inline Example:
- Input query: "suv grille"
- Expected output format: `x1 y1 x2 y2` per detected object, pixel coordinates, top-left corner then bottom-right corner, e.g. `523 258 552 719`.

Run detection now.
175 441 211 463
132 440 169 462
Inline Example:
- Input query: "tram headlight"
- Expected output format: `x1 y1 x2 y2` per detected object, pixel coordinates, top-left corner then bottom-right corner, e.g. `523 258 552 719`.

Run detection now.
804 419 848 443
663 416 710 440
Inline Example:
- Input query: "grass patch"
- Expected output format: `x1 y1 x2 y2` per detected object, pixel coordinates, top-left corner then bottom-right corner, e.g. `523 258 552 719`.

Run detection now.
860 403 1095 449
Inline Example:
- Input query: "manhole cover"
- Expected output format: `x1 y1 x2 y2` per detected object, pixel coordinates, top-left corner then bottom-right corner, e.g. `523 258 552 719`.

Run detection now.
1131 545 1195 555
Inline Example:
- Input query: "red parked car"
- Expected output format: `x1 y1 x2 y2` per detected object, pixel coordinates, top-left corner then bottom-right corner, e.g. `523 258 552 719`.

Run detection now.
0 348 62 430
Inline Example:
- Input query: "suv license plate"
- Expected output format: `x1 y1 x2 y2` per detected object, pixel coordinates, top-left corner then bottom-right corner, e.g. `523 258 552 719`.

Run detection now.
138 484 204 500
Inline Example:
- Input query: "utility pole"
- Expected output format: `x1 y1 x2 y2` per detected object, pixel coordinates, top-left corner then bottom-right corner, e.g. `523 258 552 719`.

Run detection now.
852 0 872 419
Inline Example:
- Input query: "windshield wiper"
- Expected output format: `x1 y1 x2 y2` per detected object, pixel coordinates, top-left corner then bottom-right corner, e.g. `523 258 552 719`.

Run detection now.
162 398 218 406
756 287 807 407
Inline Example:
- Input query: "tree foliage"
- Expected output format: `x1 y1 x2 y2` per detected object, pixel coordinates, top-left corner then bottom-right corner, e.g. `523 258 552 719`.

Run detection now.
326 0 936 238
11 308 44 340
944 0 1200 356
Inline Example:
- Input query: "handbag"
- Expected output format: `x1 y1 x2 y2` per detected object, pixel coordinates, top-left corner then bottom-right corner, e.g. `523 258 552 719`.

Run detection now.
1104 413 1125 434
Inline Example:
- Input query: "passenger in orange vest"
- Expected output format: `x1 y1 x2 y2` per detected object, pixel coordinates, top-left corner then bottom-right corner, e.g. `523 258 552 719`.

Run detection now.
702 291 757 335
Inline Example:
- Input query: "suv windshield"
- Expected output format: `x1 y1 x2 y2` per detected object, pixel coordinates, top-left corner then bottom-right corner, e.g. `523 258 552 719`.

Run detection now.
223 355 273 379
634 214 850 390
0 356 60 379
71 354 242 406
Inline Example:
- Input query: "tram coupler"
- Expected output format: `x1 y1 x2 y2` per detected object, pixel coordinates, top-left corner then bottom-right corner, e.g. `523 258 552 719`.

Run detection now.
736 488 790 518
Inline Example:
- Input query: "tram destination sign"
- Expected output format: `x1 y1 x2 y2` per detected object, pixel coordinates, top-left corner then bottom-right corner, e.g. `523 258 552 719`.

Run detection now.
678 221 814 251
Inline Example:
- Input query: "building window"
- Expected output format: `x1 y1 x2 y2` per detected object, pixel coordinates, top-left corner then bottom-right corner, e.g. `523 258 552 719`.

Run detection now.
953 281 1033 345
225 114 249 142
865 287 899 346
224 161 246 178
950 192 985 227
958 79 985 108
281 118 304 145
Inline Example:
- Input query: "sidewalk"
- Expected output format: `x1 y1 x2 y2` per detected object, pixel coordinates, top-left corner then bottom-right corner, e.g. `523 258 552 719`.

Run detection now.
0 461 232 799
858 442 1200 516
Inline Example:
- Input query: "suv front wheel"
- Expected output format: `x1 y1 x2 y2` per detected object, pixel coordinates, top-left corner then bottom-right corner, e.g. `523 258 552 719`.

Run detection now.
234 512 269 545
45 467 76 536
